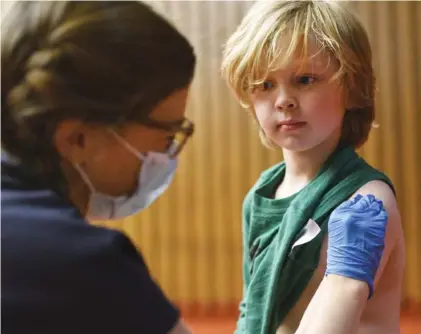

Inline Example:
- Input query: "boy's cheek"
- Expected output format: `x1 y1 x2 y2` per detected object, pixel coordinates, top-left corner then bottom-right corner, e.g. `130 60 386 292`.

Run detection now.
253 105 266 121
301 96 341 121
255 108 274 130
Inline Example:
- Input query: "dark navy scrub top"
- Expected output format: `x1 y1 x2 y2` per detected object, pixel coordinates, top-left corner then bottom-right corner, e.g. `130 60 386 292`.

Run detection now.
1 153 179 334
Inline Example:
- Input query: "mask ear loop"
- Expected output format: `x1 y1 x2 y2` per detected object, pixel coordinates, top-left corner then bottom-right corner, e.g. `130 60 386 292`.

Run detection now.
107 129 146 160
74 164 96 192
167 140 179 158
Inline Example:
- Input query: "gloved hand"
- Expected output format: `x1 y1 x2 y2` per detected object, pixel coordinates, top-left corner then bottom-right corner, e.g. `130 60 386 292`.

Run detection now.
325 194 388 299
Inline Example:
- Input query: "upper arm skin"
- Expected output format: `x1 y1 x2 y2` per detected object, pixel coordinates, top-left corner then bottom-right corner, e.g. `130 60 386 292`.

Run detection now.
352 180 405 288
168 320 193 334
292 180 404 334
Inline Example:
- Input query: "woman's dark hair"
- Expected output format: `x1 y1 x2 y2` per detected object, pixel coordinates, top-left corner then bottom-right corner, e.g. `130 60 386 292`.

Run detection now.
1 1 196 184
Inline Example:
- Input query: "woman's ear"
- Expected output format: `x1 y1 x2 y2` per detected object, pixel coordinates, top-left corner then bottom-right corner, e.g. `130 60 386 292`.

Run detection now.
54 120 88 165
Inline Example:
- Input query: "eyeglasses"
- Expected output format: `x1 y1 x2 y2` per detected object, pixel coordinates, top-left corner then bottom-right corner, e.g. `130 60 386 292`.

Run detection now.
137 117 195 158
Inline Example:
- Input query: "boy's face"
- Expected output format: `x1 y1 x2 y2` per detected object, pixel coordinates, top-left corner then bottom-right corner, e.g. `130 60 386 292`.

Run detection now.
250 38 346 153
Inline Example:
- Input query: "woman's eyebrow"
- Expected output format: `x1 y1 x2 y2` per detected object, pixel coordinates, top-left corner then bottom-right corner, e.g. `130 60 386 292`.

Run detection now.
142 117 186 131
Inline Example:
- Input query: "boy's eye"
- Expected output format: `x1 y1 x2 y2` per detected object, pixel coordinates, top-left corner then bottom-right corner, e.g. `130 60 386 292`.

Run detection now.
296 75 317 85
251 80 275 93
262 80 274 91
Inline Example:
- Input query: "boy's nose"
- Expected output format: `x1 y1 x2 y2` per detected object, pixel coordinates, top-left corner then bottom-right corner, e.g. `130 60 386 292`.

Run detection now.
275 88 298 111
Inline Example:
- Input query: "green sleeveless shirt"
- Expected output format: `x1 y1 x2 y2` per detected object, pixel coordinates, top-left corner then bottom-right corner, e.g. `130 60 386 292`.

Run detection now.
236 146 394 334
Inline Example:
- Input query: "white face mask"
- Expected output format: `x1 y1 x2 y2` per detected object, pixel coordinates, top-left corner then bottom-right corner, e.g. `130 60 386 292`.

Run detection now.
75 131 177 220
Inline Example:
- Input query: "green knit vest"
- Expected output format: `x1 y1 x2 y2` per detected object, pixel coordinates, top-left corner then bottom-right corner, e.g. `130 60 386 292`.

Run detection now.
236 146 394 334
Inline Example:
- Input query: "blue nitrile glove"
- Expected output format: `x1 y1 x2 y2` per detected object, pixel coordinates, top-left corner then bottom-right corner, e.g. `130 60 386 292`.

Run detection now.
325 194 388 299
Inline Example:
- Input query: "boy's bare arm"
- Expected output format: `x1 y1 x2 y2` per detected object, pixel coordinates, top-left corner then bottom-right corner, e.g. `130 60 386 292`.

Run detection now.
295 185 402 334
295 275 368 334
168 320 193 334
352 180 403 289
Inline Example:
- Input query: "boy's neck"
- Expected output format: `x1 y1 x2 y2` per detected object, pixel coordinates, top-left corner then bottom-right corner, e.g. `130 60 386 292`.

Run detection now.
278 137 341 197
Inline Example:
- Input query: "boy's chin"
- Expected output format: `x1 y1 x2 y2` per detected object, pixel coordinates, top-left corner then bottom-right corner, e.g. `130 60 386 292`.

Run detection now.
275 141 326 154
269 137 314 153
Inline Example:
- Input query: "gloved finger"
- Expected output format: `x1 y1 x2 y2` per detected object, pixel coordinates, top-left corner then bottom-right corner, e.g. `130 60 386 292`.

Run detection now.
331 194 387 222
349 194 384 212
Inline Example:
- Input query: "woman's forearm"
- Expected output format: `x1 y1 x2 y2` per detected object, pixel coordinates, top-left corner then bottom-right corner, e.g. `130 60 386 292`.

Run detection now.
295 274 369 334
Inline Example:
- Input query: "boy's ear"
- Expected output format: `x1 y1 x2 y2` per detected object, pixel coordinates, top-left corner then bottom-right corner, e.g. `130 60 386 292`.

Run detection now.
343 87 357 111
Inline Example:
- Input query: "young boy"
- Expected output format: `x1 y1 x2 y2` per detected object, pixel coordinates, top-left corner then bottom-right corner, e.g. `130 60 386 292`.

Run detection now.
221 1 405 333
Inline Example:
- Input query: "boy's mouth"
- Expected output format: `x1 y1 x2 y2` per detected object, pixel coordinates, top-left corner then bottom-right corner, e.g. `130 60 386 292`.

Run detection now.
277 120 307 131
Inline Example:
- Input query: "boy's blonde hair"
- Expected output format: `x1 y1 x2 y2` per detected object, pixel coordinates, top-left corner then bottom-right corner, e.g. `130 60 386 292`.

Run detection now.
221 0 375 149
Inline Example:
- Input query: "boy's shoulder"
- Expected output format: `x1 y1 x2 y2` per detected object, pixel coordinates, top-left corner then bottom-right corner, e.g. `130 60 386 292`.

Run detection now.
244 161 285 194
356 156 396 195
260 160 285 178
243 161 285 208
255 161 285 188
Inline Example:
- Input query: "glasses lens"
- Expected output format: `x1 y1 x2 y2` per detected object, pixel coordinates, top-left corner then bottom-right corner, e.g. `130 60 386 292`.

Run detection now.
167 120 194 157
